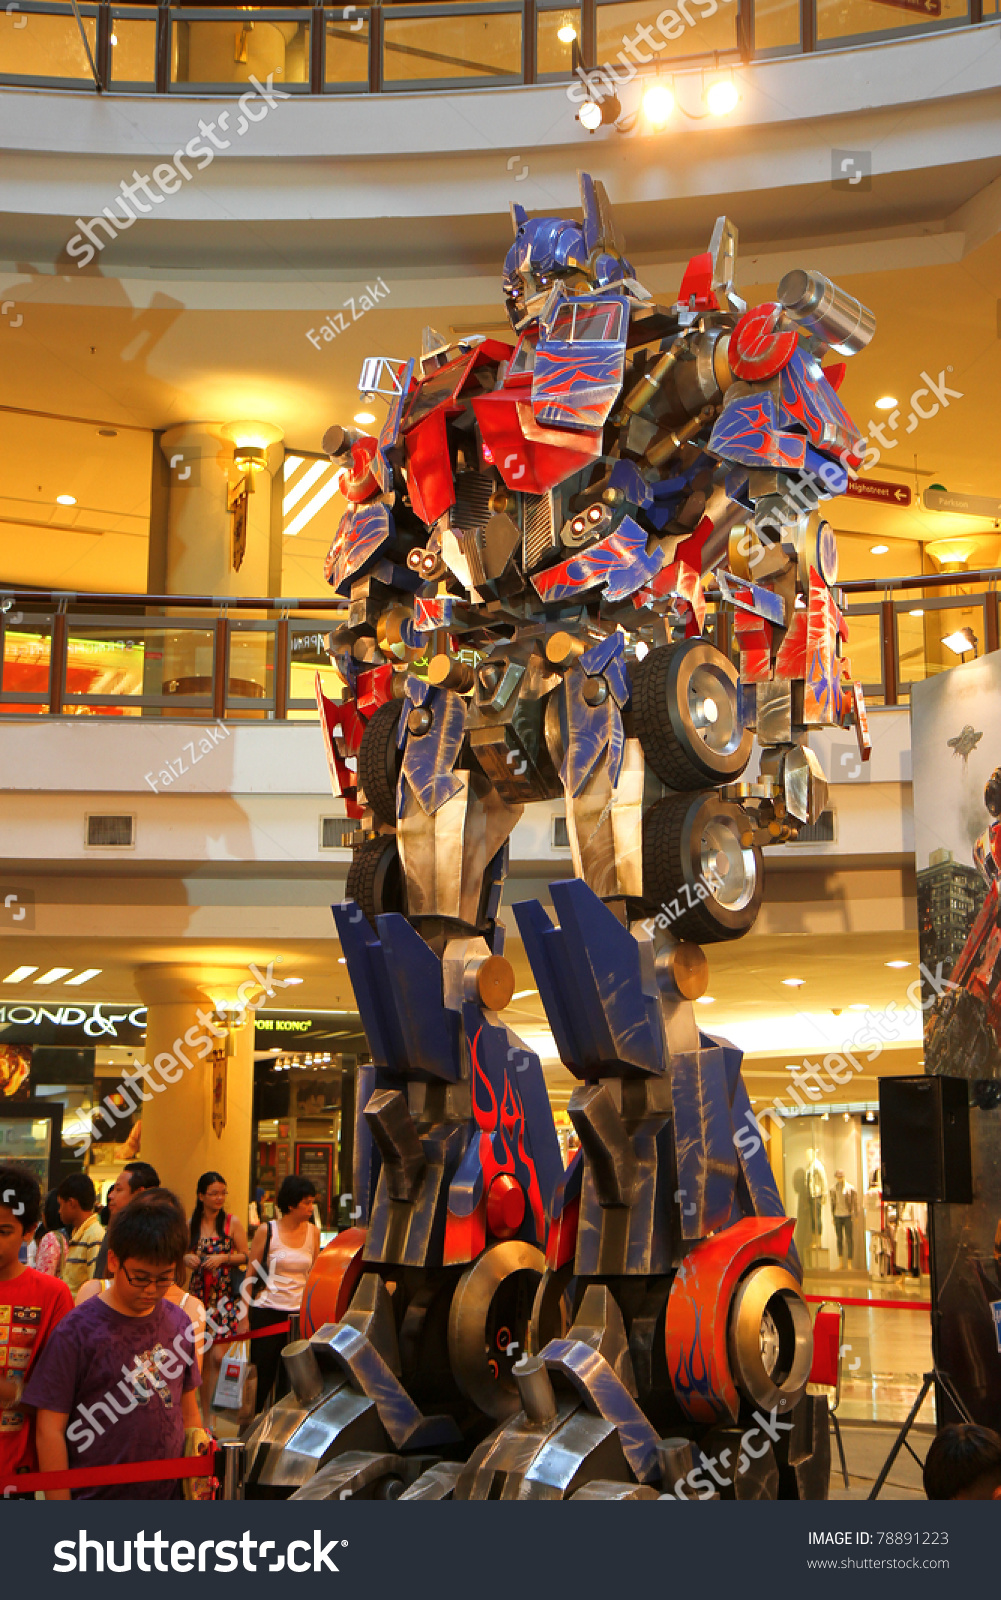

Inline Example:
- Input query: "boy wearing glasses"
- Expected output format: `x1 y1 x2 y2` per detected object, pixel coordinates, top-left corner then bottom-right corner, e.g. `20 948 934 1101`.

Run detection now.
23 1190 203 1499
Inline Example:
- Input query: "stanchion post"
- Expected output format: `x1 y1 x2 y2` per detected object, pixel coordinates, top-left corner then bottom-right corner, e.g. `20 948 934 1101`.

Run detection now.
220 1439 247 1501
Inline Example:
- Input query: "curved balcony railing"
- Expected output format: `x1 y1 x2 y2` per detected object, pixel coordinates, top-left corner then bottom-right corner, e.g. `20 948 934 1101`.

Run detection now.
1 569 998 719
0 0 992 96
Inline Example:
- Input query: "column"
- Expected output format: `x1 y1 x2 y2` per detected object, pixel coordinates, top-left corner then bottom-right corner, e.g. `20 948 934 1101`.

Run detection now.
133 964 256 1229
157 422 283 599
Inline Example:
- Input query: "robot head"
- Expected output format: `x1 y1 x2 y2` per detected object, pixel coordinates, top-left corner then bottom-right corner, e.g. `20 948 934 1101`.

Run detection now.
502 172 637 329
985 768 1001 818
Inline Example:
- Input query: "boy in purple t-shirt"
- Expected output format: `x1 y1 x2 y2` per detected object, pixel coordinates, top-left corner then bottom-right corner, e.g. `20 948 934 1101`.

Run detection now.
23 1190 204 1499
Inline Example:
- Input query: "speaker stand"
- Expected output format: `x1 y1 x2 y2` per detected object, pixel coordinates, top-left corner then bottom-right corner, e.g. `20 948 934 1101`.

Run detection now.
867 1368 973 1499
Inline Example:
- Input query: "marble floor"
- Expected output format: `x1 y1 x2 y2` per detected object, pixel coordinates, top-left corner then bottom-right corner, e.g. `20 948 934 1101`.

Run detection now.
804 1268 935 1425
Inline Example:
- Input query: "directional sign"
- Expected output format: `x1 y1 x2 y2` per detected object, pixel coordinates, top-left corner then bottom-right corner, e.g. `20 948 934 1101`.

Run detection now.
923 487 1001 519
845 478 911 507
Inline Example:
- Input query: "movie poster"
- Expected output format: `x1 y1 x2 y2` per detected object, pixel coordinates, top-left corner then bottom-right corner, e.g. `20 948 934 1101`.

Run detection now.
912 656 1001 1428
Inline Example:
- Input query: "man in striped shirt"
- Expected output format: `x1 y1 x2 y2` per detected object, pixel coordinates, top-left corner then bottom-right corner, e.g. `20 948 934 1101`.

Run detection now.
57 1176 104 1297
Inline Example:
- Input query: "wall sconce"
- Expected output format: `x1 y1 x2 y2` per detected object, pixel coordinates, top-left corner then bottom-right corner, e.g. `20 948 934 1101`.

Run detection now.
221 420 284 482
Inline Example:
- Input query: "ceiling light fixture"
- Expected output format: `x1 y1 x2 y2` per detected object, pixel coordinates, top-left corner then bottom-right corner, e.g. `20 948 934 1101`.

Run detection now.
3 966 38 983
781 977 805 987
56 495 76 506
353 411 377 426
65 968 102 986
870 544 889 555
885 960 911 969
875 396 898 411
557 21 577 42
578 99 605 132
909 608 924 618
848 1003 869 1012
35 967 73 985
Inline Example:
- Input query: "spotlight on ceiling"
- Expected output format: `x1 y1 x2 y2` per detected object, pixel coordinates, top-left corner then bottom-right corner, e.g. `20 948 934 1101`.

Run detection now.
875 396 898 411
781 977 805 988
870 544 889 555
642 82 675 127
353 411 377 426
56 495 76 506
578 100 603 131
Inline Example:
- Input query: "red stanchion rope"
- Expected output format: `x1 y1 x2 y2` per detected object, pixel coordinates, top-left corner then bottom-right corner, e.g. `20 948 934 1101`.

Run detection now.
804 1294 931 1311
213 1319 291 1348
2 1450 216 1496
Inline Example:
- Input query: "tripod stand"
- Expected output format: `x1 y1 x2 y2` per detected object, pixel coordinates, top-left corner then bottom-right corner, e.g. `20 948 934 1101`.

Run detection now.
868 1368 973 1499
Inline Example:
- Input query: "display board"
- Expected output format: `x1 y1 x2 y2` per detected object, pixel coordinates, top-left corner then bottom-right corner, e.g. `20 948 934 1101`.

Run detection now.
912 658 1001 1428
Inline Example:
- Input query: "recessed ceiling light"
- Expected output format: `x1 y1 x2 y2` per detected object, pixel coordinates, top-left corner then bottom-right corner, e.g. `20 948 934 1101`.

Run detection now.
695 995 715 1004
870 544 889 555
885 960 911 969
65 968 102 986
909 608 924 618
848 1003 869 1012
781 978 805 987
353 411 376 426
35 967 73 984
56 495 77 506
282 977 304 985
3 966 38 983
875 396 898 411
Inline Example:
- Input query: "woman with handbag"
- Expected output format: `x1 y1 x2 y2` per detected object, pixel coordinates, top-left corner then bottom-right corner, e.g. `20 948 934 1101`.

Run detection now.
246 1175 320 1413
183 1170 248 1426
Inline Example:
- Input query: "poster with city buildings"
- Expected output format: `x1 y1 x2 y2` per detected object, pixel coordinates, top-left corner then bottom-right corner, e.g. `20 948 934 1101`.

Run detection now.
911 657 1001 1428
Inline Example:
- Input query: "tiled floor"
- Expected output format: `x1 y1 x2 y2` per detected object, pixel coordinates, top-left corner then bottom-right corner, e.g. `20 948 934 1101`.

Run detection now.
805 1268 935 1425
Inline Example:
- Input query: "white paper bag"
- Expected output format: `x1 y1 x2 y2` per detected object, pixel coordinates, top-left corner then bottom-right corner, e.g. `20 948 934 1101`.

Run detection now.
213 1341 250 1410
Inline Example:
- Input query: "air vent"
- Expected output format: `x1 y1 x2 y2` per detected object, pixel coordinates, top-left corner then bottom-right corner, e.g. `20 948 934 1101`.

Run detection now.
552 815 570 850
85 814 135 848
790 810 836 844
320 817 359 850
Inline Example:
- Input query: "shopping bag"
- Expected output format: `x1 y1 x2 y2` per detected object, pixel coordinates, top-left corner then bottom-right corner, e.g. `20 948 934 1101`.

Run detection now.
213 1341 250 1410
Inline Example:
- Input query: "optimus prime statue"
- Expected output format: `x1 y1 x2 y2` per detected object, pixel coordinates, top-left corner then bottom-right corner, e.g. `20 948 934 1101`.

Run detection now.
244 174 875 1501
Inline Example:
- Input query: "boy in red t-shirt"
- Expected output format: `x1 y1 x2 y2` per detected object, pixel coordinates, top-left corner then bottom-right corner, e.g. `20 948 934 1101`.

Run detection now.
0 1164 73 1490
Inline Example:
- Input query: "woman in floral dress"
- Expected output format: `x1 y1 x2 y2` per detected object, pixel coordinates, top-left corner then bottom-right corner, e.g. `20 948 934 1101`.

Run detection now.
184 1170 248 1425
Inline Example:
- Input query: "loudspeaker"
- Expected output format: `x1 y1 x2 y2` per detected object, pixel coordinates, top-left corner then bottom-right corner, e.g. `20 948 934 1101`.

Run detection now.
879 1076 972 1203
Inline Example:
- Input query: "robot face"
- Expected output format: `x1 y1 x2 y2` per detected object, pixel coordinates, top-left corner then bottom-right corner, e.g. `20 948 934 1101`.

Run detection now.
502 214 634 329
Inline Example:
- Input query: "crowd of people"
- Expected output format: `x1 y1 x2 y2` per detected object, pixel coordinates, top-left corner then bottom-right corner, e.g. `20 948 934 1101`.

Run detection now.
3 1157 999 1504
0 1161 319 1500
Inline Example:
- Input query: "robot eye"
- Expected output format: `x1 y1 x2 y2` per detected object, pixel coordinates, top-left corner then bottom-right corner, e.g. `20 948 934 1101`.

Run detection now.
587 505 604 523
571 517 586 536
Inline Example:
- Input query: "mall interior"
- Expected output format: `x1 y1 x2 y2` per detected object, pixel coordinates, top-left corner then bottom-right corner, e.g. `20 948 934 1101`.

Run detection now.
1 0 1000 1504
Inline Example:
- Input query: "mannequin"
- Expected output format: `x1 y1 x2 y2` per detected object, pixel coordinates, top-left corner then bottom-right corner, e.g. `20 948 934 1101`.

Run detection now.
805 1148 827 1236
829 1168 858 1266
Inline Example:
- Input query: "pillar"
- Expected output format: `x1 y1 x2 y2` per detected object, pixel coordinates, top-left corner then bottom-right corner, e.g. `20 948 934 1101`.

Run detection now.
133 964 256 1229
157 422 282 599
